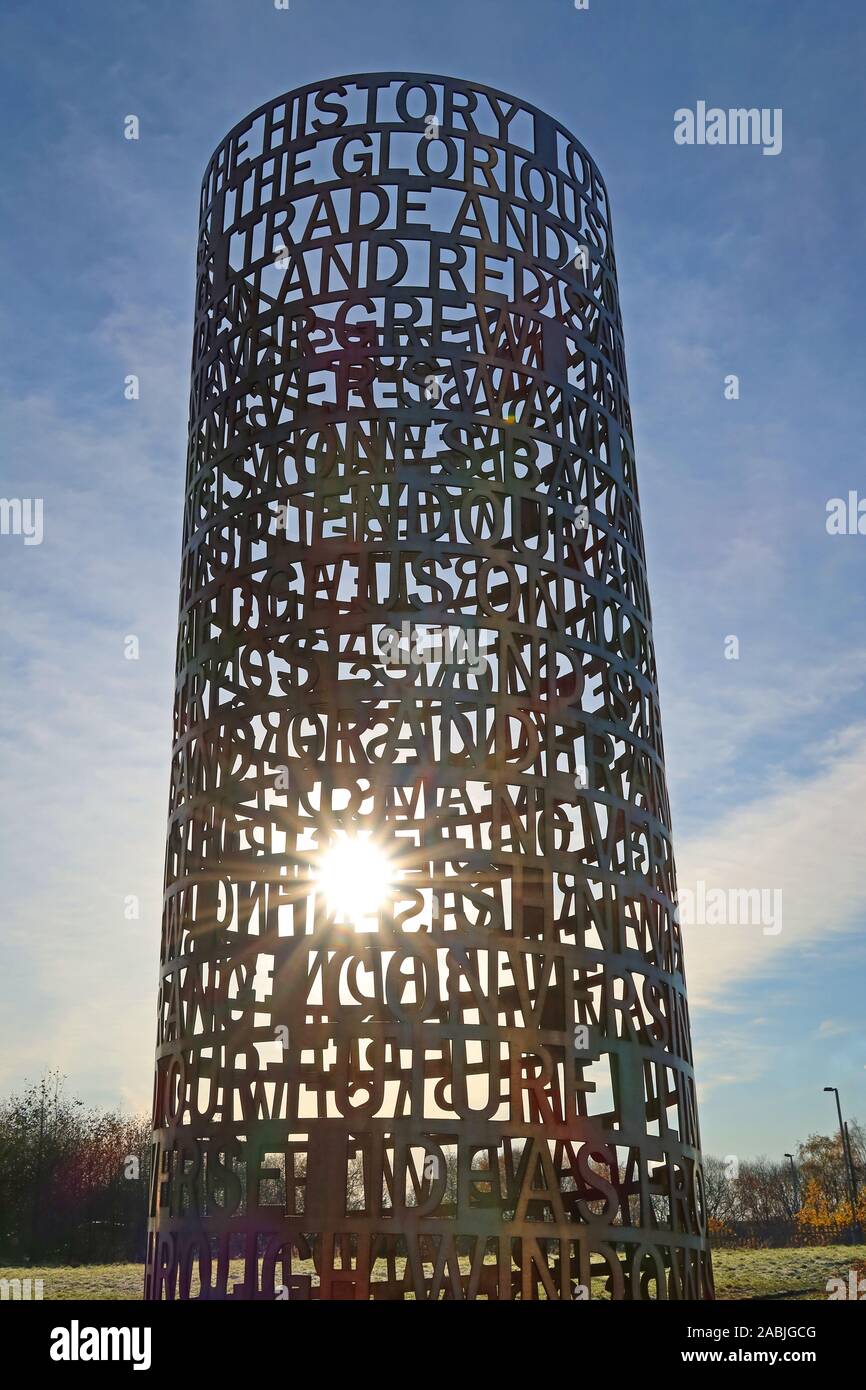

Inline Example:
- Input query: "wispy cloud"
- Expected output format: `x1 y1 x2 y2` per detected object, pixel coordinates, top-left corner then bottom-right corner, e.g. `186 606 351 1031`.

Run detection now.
679 722 866 1008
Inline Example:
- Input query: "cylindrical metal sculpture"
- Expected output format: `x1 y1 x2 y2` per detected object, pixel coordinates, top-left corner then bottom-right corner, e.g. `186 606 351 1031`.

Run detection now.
146 72 713 1301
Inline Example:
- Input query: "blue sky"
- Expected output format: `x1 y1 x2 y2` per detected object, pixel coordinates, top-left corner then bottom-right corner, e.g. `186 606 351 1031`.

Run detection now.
1 0 864 1163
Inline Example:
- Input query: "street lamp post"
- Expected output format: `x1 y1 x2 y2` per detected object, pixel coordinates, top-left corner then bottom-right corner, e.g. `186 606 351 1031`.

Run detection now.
784 1152 800 1213
824 1087 860 1237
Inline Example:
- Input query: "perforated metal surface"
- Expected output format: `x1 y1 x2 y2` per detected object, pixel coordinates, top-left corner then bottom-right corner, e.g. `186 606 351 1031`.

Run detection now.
145 72 713 1301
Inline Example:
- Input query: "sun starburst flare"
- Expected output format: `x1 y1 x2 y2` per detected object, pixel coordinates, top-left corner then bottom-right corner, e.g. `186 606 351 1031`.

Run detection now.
316 834 393 930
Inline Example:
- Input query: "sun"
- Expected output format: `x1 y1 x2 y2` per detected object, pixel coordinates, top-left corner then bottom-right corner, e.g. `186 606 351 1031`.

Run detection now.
316 833 393 930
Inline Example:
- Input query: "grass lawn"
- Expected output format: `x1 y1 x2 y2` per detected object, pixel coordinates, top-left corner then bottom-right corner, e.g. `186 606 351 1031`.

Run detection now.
1 1264 144 1300
2 1245 864 1300
711 1245 866 1300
